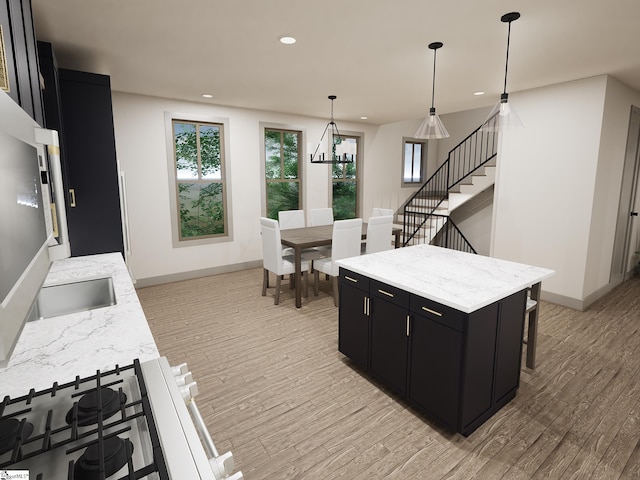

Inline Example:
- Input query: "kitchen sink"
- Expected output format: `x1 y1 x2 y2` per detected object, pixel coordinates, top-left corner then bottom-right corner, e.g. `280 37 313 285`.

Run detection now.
28 277 116 321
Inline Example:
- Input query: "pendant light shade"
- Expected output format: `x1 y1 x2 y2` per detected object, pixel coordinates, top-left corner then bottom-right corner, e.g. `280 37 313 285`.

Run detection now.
414 42 449 139
481 12 525 132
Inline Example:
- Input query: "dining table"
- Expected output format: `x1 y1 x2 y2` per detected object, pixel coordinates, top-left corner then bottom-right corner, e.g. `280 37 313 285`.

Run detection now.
280 223 402 308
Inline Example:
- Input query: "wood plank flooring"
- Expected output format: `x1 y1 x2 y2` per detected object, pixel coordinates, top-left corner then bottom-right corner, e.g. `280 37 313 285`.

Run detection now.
136 269 640 479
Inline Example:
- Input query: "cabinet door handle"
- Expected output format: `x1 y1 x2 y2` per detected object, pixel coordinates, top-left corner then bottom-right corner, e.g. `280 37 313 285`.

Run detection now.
366 297 370 316
363 297 367 315
69 188 76 207
378 289 394 298
345 276 358 283
406 315 411 336
422 306 442 317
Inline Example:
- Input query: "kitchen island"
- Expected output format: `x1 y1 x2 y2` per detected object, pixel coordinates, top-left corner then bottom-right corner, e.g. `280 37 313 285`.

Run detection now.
0 253 159 397
336 244 554 436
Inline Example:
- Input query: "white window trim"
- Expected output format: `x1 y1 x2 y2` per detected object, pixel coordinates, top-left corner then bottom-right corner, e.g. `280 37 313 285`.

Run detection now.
164 111 233 248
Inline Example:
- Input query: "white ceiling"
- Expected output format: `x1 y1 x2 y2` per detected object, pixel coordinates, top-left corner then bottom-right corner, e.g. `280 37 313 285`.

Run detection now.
31 0 640 125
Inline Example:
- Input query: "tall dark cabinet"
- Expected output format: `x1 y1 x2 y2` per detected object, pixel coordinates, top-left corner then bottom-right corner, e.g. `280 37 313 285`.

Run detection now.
57 69 124 257
38 42 124 257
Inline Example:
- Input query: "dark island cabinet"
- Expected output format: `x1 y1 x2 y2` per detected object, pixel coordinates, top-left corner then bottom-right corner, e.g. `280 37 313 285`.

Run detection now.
338 267 527 436
338 271 370 370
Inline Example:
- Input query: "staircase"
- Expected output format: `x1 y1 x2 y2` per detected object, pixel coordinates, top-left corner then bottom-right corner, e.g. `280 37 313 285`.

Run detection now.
401 113 499 251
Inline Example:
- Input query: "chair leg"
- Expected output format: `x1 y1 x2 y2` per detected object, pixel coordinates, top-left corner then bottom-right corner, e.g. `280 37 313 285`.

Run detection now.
262 269 268 296
289 274 294 289
314 270 320 296
303 271 309 298
332 276 339 307
274 275 282 305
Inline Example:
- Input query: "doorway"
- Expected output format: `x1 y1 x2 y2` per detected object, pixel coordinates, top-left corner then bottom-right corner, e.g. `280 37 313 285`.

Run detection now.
610 106 640 284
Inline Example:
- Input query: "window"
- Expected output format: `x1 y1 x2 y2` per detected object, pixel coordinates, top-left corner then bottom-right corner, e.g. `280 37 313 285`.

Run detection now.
332 135 359 220
265 128 302 219
403 138 427 185
172 119 227 240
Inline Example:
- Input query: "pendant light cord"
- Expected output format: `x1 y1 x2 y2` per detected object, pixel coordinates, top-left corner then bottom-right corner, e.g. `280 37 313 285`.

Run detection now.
431 48 437 109
503 19 513 95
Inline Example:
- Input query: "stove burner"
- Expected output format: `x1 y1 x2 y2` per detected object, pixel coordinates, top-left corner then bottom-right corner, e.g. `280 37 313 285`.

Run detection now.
65 387 127 426
74 436 134 480
0 418 34 454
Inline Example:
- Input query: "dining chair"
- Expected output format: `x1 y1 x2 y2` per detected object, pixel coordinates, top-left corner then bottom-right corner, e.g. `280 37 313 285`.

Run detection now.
372 207 394 217
313 218 363 306
260 217 310 305
363 215 394 255
308 207 334 226
278 209 306 230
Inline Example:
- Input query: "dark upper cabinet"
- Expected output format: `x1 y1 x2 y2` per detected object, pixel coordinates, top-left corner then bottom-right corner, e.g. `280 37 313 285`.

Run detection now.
0 0 44 124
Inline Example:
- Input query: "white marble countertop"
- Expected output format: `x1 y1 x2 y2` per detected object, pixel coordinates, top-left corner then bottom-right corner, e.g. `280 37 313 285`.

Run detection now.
336 244 555 313
0 253 159 398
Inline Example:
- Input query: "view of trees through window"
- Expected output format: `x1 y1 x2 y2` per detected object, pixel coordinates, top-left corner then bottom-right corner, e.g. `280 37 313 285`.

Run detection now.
265 129 301 219
173 120 226 239
332 136 358 220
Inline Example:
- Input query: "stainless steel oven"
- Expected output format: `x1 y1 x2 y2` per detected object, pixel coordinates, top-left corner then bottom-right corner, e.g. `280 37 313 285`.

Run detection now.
0 357 242 479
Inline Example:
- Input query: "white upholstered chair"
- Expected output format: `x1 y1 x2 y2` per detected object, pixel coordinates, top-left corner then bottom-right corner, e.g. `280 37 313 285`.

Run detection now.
278 209 305 230
260 217 310 305
372 207 394 217
308 207 334 226
313 218 363 306
363 215 394 255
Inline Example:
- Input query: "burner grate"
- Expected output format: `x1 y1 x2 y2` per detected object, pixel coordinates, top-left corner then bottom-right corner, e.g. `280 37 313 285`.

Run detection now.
0 359 169 479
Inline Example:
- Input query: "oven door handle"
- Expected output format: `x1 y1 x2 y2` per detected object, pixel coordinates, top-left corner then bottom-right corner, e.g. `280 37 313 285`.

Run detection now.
186 398 243 479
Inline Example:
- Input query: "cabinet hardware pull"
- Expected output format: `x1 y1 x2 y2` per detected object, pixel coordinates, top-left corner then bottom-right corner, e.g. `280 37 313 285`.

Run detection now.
345 276 358 283
422 306 442 317
363 297 367 315
406 315 411 336
366 297 370 316
69 188 76 207
378 289 394 298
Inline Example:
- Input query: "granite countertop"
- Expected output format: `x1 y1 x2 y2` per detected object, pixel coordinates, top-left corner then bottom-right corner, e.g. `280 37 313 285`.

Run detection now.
0 253 159 398
336 244 555 313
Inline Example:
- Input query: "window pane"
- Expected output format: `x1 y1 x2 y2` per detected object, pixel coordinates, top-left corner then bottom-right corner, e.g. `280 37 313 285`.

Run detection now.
200 125 221 180
174 122 198 180
178 183 225 238
282 132 298 179
333 181 356 220
404 142 422 183
412 144 422 182
266 182 299 219
265 130 282 179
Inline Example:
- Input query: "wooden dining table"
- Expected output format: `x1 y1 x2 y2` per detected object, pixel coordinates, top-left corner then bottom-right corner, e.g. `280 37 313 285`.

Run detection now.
280 223 402 308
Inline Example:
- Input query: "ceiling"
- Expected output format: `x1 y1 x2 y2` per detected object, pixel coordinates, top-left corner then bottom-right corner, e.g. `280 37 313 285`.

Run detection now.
31 0 640 125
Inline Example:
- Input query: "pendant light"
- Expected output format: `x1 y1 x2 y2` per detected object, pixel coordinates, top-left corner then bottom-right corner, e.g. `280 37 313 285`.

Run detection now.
481 12 525 131
309 95 354 164
414 42 449 139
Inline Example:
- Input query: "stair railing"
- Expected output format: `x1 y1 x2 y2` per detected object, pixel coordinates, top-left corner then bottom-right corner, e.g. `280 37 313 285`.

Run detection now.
402 113 499 248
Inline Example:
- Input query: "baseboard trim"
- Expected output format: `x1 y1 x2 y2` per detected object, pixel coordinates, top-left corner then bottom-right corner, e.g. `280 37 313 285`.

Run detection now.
134 260 263 289
541 277 626 312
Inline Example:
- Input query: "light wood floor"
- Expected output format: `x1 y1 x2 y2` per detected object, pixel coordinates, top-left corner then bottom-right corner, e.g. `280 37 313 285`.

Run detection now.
137 269 640 479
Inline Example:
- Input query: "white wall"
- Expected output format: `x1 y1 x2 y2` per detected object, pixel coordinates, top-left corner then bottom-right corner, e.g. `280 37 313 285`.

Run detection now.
492 75 640 307
111 93 379 283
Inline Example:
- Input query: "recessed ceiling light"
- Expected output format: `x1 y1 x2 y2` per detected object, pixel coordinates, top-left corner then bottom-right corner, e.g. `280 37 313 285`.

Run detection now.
360 116 368 120
202 94 213 98
279 36 296 45
473 91 485 96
